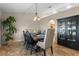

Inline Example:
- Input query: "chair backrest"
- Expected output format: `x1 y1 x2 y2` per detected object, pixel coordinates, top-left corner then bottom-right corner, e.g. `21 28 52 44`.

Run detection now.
23 31 27 40
44 29 55 49
25 31 36 45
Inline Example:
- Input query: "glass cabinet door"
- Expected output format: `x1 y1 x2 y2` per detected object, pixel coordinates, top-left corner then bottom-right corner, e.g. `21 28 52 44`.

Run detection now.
71 20 76 42
58 20 65 40
66 19 76 42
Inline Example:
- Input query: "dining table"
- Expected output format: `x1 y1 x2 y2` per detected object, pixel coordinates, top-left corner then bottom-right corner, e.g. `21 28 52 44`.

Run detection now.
31 33 45 42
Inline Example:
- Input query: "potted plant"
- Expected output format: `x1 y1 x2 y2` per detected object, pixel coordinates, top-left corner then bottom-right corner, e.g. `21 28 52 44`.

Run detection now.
2 16 17 44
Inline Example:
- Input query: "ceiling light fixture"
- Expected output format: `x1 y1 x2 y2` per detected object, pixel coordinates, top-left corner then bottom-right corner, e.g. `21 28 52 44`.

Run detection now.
33 3 40 21
67 5 72 9
53 10 57 14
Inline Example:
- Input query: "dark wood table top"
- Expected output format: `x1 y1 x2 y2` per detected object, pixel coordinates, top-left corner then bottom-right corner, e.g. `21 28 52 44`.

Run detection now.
31 34 45 42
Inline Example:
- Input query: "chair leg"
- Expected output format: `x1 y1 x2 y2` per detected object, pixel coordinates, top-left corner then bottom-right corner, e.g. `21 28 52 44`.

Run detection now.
44 50 46 56
26 44 29 50
51 46 53 54
30 50 32 55
24 41 26 45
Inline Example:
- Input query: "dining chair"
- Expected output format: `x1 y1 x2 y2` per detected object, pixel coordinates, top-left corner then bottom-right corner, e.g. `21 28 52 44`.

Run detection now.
37 29 55 56
23 31 37 54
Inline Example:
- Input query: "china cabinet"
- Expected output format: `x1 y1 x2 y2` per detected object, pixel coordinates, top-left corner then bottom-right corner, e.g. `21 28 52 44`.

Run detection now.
57 15 79 50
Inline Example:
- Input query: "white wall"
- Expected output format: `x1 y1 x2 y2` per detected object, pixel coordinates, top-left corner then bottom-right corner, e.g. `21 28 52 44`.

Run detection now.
0 11 2 47
0 12 2 20
2 12 40 41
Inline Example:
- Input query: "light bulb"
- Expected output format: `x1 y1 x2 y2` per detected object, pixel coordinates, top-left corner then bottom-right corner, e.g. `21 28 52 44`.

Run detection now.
53 11 57 14
38 17 40 21
67 5 72 9
33 16 37 21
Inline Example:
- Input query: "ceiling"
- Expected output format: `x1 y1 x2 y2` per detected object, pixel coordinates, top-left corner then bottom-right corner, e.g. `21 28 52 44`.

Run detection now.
0 3 79 18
